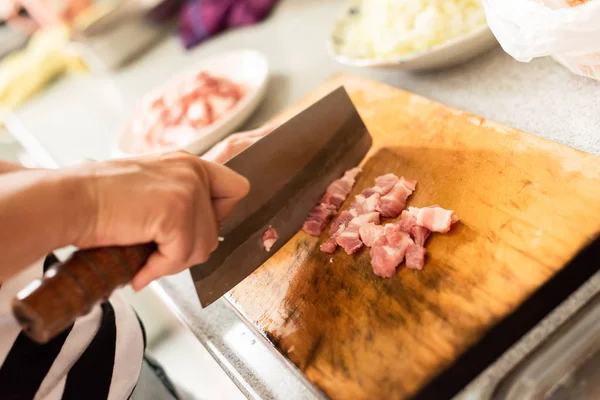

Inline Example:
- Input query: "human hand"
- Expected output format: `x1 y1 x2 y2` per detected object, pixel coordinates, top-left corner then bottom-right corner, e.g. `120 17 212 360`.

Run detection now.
0 161 27 174
65 150 249 290
201 122 278 164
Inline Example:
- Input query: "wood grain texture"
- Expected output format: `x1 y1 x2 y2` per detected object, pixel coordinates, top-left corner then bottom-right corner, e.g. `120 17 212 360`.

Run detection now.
228 74 600 399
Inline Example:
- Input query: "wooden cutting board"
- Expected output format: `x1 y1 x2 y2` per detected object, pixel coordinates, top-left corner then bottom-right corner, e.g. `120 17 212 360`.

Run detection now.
228 74 600 399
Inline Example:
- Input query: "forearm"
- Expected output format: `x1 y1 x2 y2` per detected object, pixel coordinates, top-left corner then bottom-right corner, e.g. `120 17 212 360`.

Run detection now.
0 169 88 282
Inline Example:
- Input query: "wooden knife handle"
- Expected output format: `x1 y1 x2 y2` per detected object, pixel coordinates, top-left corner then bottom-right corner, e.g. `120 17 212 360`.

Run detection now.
11 243 156 344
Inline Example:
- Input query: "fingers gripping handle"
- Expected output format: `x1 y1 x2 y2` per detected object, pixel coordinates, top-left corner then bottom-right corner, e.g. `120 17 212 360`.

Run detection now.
11 243 157 344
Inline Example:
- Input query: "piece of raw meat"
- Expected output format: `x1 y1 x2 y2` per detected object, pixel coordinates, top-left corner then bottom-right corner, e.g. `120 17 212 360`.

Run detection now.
320 238 338 253
399 210 431 246
352 193 381 215
407 205 459 233
320 167 362 207
376 177 417 218
359 223 385 247
325 191 376 254
130 71 246 155
302 203 337 236
320 174 403 254
370 236 410 278
336 212 380 254
302 168 362 237
369 226 414 277
320 222 347 253
329 210 356 236
263 226 279 252
361 173 398 197
405 243 426 270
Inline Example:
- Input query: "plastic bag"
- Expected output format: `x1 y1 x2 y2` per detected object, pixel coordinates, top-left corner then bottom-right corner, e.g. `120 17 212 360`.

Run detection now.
481 0 600 80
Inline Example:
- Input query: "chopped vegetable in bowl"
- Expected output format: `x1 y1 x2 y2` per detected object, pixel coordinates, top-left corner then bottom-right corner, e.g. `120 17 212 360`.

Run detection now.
334 0 488 60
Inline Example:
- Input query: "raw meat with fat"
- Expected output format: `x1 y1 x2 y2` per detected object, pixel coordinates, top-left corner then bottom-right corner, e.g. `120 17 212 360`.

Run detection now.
361 173 398 197
352 193 381 215
407 205 459 233
336 212 380 254
359 223 385 247
369 225 414 277
320 167 362 207
263 226 279 252
376 177 417 218
302 168 362 237
311 169 458 278
302 203 337 236
405 243 426 270
399 210 431 246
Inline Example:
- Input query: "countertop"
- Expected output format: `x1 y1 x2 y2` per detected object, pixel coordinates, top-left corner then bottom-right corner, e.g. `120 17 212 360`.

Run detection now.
6 0 600 398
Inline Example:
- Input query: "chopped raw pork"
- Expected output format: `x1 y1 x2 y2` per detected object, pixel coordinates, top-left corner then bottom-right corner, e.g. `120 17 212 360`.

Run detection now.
320 221 346 253
318 174 416 254
336 212 380 254
370 239 405 277
407 205 459 233
263 226 279 252
302 203 337 236
399 210 431 246
362 173 398 197
359 223 385 247
352 193 381 214
376 177 417 218
302 168 362 237
405 243 426 270
312 169 458 278
320 238 338 253
370 227 414 277
320 168 362 207
329 210 355 236
412 226 431 247
320 210 354 253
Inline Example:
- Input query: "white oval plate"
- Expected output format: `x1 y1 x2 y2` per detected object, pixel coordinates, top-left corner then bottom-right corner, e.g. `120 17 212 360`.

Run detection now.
112 49 269 158
327 2 498 71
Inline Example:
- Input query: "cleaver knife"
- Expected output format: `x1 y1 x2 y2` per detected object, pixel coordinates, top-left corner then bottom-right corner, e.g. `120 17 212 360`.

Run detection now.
11 86 372 344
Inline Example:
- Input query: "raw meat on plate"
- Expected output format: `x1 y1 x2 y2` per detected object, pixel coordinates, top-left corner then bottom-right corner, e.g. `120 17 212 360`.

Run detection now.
128 71 246 155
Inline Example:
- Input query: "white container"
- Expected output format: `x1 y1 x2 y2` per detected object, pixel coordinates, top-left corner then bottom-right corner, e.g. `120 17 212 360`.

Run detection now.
327 0 498 70
482 0 600 81
112 49 269 158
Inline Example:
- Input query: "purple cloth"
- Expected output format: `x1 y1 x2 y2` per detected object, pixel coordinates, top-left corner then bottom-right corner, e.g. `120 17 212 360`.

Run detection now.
180 0 279 49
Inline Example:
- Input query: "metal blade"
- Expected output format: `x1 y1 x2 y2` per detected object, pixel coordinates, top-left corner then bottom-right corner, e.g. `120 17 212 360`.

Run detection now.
190 86 372 306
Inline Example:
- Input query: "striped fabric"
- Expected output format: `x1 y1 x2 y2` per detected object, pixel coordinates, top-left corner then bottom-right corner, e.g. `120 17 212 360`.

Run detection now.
0 255 145 399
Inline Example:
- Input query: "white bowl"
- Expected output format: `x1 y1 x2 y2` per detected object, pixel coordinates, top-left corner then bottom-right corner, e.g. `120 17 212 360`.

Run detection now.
112 49 269 158
327 3 498 71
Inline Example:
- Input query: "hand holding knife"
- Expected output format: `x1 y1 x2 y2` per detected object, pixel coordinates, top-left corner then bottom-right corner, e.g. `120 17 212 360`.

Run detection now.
12 87 373 344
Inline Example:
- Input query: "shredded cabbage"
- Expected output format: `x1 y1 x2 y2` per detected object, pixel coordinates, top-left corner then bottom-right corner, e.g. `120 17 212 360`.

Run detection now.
336 0 487 59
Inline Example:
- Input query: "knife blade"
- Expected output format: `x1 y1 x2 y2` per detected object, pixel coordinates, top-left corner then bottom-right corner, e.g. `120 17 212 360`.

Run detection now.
191 86 372 306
